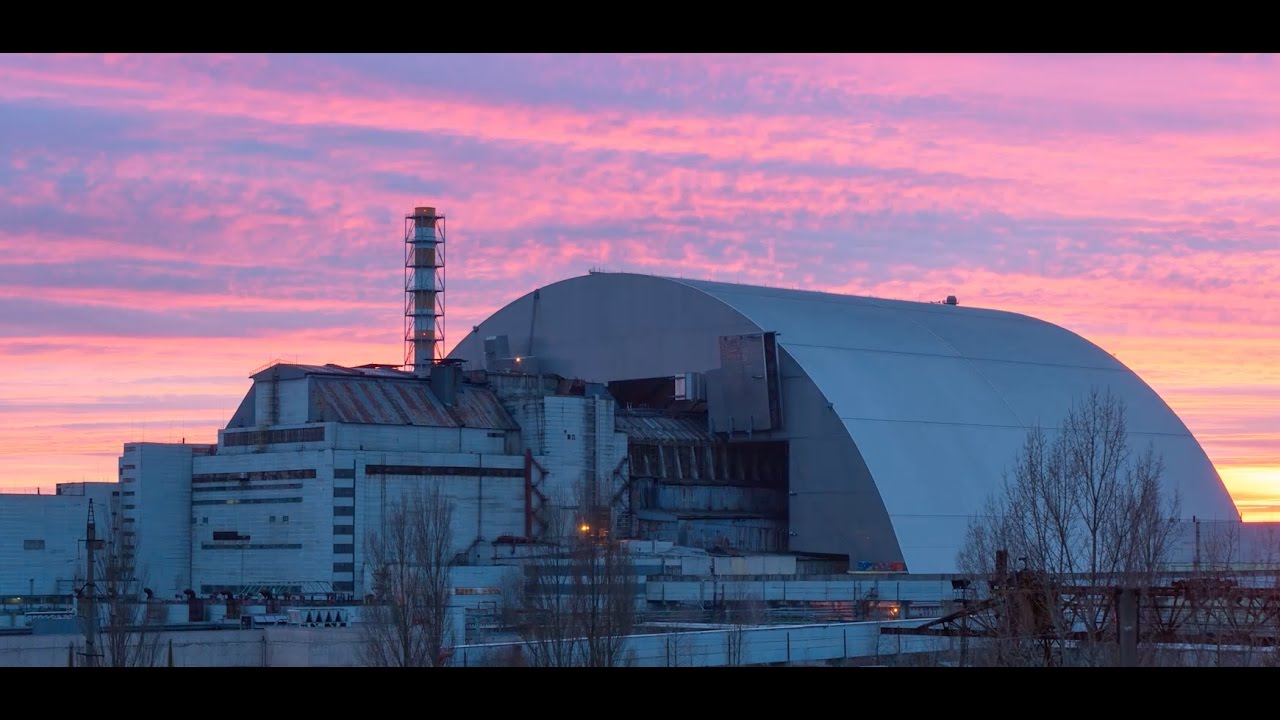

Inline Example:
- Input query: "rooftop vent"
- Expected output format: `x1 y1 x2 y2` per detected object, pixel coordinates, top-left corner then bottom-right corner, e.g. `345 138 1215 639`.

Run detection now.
944 295 958 306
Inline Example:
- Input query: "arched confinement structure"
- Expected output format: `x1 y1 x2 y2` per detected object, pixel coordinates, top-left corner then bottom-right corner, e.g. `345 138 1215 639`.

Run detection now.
450 273 1239 573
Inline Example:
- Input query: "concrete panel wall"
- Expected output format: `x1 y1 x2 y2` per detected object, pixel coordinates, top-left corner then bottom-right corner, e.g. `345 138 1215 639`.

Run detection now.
252 377 308 426
191 449 333 591
0 619 944 667
0 495 93 596
132 443 196 596
334 424 505 455
522 395 628 535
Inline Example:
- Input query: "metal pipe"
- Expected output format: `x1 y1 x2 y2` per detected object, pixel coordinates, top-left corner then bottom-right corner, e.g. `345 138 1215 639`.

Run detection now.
524 449 533 541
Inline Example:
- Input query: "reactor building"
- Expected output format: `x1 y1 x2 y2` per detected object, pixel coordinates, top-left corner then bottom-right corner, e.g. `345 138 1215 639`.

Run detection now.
0 205 1244 602
448 271 1242 575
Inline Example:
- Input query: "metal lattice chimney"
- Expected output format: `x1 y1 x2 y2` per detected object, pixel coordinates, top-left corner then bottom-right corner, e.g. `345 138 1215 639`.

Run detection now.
405 206 445 375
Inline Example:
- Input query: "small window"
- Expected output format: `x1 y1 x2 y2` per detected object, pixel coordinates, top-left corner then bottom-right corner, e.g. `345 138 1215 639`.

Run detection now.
202 517 208 524
282 515 289 523
333 562 354 573
334 506 355 516
333 525 354 536
333 543 354 554
269 516 276 523
23 539 45 551
212 531 243 541
334 487 355 498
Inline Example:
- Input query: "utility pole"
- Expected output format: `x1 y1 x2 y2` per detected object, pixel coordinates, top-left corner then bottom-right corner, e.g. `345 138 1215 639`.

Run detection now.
82 500 104 668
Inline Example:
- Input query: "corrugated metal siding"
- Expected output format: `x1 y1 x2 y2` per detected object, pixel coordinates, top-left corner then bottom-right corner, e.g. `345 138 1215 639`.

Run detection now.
616 412 710 443
311 378 516 430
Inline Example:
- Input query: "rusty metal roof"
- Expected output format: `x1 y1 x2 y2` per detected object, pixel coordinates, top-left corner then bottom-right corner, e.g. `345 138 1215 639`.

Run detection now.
311 376 517 430
253 363 410 381
616 412 710 444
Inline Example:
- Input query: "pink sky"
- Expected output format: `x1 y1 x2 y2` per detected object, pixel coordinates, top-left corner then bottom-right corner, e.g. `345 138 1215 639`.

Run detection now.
0 54 1276 518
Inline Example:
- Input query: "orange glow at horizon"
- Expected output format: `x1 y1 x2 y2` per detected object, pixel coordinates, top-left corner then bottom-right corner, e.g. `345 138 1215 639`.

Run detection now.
0 53 1274 519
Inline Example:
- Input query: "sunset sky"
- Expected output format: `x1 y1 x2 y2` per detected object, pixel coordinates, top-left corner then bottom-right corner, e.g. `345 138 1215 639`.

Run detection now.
0 53 1276 518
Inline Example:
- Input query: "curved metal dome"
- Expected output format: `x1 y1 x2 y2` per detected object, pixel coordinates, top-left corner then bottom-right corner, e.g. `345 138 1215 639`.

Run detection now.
451 272 1239 573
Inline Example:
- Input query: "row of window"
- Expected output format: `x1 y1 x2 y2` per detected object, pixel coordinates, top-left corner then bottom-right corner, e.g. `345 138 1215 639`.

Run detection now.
199 543 304 551
193 483 305 493
193 497 303 506
193 469 317 483
202 584 303 595
196 515 291 524
365 464 523 478
222 426 325 447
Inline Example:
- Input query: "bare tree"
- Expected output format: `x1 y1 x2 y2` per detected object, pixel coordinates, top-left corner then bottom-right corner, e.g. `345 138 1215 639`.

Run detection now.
361 486 455 667
957 387 1182 666
506 483 638 667
1176 521 1280 667
76 499 164 667
571 509 637 667
502 504 581 667
724 592 766 667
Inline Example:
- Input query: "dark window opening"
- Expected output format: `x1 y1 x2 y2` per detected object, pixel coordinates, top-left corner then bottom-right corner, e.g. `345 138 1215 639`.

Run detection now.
223 426 325 447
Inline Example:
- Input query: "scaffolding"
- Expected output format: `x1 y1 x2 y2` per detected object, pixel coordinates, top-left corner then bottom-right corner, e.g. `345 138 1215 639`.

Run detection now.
404 206 446 374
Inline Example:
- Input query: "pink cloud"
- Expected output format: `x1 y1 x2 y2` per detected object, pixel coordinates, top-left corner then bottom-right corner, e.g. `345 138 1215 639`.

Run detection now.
0 54 1275 518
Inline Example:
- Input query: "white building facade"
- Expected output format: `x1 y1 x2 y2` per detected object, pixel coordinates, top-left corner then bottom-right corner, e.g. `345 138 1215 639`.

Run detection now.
0 483 115 597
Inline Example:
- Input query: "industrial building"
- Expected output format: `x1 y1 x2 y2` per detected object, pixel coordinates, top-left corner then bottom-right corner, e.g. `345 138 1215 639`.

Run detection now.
0 204 1267 666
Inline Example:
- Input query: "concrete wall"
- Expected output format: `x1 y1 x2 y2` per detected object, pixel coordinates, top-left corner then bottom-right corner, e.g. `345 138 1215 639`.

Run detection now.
0 495 94 595
191 448 332 592
0 619 943 667
191 424 529 595
129 443 196 596
334 424 507 455
506 394 629 538
254 377 308 426
354 451 527 589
